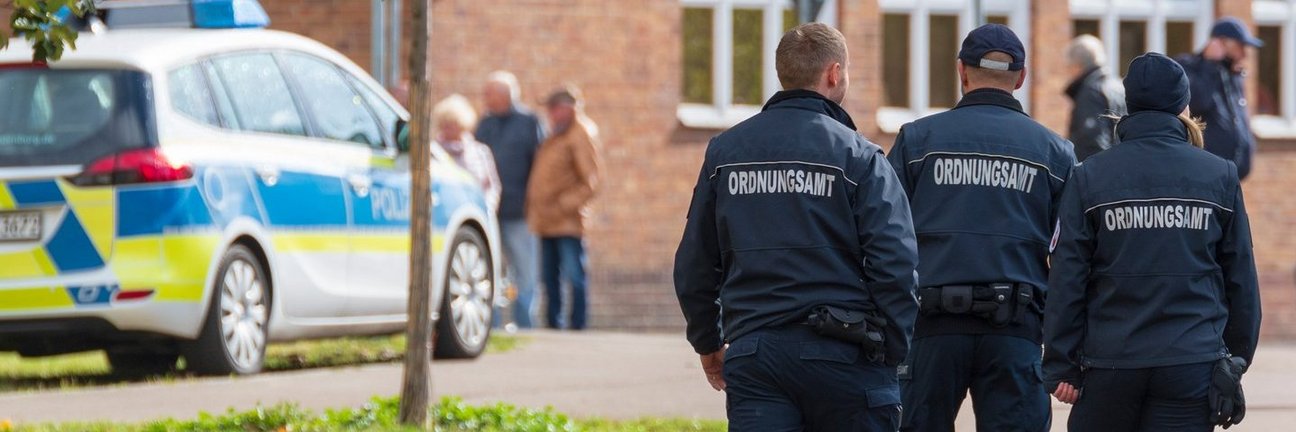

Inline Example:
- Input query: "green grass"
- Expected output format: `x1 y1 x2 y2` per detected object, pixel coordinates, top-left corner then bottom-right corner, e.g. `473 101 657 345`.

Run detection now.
0 334 529 393
1 396 727 432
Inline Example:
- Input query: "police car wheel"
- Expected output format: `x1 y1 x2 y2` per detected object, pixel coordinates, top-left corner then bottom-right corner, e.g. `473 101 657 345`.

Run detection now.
183 245 269 375
106 347 179 377
433 227 493 359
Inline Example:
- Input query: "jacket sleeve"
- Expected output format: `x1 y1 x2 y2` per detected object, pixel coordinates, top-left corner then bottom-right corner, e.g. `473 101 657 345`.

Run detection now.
885 126 916 197
1218 176 1262 365
1183 59 1222 119
1043 168 1093 392
852 144 920 366
1050 143 1078 229
673 142 725 355
559 127 603 213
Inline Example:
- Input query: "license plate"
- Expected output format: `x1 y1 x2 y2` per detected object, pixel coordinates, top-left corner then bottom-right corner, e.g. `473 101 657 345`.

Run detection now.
0 211 42 242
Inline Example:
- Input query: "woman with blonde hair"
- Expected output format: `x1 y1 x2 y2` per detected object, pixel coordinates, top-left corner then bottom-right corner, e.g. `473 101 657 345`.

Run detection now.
1043 52 1260 431
432 94 502 210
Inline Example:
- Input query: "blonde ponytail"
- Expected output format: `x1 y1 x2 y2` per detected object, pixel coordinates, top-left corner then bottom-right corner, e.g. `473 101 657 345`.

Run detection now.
1179 113 1205 149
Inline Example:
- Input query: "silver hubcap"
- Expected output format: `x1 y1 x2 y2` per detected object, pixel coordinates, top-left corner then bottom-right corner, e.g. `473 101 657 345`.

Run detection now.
448 240 491 350
220 259 268 370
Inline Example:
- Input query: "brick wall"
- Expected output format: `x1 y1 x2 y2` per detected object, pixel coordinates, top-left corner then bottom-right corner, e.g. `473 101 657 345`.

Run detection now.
1029 0 1072 133
256 0 1296 339
1246 144 1296 339
841 0 882 138
423 0 696 330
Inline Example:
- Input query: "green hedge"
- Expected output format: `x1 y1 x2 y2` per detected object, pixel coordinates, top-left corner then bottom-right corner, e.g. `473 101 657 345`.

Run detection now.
7 396 725 432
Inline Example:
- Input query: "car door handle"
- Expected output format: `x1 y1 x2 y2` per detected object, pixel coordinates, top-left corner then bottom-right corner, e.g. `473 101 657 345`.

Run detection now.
348 174 373 197
255 166 280 186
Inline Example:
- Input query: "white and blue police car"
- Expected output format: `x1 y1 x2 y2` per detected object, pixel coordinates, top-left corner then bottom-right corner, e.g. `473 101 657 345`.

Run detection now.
0 0 500 375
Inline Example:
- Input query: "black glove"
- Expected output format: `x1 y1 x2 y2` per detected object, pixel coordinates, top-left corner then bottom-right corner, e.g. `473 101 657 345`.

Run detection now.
1209 356 1248 429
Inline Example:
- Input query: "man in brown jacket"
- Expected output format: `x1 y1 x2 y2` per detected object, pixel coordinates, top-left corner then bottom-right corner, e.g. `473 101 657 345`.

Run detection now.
526 86 603 330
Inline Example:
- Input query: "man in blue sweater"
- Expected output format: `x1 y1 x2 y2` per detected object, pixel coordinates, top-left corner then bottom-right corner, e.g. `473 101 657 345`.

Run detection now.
476 71 547 328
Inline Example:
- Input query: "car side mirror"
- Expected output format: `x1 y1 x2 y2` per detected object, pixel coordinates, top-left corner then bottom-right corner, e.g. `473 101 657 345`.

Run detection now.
396 119 410 153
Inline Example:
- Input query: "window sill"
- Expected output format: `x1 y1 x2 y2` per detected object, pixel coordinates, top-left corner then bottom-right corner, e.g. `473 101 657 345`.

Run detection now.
876 107 949 134
1252 115 1296 140
677 103 761 130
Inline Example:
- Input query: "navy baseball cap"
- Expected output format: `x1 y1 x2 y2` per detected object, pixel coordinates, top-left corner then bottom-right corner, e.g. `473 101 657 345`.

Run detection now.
958 24 1026 71
1211 17 1264 48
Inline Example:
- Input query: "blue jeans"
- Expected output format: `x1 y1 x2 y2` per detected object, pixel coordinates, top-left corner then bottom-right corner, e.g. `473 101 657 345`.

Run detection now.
1067 362 1214 432
497 219 539 328
900 334 1051 432
725 325 901 431
541 236 587 330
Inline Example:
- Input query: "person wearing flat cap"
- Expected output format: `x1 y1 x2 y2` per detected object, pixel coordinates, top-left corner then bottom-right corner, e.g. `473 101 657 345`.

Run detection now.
1044 52 1261 431
1176 17 1264 180
886 24 1075 432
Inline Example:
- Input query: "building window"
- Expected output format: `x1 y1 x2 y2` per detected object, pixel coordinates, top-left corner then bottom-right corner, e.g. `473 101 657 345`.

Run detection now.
1118 21 1149 76
876 0 1032 133
882 13 910 108
1253 0 1296 137
1256 25 1283 116
679 0 838 129
1069 0 1215 75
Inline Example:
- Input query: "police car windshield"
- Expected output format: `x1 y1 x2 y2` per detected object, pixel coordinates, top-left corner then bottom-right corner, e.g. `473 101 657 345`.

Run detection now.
0 68 155 167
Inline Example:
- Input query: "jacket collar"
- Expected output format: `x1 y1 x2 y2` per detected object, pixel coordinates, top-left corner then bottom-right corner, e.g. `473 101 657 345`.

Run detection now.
1064 67 1104 99
1116 111 1189 143
954 88 1026 115
762 89 857 131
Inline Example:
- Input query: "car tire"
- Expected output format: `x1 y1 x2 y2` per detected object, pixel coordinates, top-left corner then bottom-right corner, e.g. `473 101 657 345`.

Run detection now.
182 244 270 375
106 347 179 377
433 227 494 359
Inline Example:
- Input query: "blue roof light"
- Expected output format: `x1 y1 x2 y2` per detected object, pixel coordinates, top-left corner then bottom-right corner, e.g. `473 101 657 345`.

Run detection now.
191 0 269 29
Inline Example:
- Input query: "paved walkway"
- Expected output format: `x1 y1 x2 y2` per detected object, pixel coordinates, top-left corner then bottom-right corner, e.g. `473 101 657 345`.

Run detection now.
3 331 1295 431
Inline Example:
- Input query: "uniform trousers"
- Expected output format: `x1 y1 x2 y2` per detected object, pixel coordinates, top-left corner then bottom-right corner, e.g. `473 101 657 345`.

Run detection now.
899 334 1051 432
724 325 901 432
1067 362 1214 432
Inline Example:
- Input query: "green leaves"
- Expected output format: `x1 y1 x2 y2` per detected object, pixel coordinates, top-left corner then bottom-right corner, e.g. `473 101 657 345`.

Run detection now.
3 0 96 62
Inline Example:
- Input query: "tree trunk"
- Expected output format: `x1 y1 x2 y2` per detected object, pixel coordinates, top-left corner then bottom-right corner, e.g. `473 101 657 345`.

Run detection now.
398 0 434 427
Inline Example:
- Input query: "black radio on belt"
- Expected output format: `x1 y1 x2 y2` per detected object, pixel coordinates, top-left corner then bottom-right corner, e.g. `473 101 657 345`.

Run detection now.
805 305 887 363
917 283 1037 327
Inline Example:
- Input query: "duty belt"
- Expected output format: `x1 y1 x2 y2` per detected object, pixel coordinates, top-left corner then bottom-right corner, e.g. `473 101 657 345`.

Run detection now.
917 283 1040 327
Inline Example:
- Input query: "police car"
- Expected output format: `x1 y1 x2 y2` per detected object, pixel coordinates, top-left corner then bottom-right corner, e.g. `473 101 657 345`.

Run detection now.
0 0 499 375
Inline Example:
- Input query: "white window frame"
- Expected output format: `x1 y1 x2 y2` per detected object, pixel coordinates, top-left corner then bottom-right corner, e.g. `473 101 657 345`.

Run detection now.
678 0 839 129
1252 0 1296 138
1069 0 1215 77
876 0 1032 134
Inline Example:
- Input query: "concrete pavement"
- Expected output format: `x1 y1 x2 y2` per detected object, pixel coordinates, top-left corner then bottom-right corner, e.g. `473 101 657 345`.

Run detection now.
2 331 1295 431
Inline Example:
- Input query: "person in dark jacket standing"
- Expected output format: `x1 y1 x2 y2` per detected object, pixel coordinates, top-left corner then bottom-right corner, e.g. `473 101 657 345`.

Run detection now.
1066 35 1126 162
1176 17 1264 180
476 71 546 328
886 24 1075 432
1044 53 1261 432
674 22 918 431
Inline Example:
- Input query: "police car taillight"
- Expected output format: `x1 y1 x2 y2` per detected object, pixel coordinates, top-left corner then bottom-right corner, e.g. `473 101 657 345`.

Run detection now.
72 148 193 186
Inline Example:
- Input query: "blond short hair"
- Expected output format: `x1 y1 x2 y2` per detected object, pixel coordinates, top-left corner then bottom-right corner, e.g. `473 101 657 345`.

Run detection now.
432 94 478 130
964 51 1021 88
775 23 848 90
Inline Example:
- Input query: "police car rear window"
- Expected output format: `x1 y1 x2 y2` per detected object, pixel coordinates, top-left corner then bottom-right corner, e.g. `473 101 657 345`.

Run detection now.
0 69 156 167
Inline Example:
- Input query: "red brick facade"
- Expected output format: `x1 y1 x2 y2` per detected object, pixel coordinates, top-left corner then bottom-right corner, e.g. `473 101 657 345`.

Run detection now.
5 1 1291 338
271 0 1296 339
